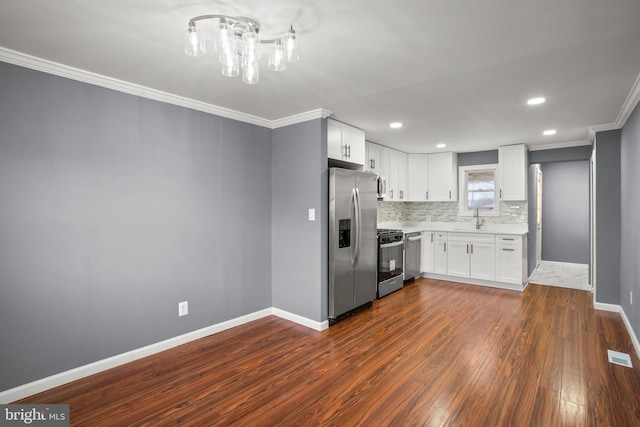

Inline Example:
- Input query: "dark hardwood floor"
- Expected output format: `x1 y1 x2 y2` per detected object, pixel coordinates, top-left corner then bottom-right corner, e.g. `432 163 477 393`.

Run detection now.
17 279 640 426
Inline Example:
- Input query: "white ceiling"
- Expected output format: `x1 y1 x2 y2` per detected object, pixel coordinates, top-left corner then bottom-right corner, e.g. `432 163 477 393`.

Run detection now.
1 0 639 153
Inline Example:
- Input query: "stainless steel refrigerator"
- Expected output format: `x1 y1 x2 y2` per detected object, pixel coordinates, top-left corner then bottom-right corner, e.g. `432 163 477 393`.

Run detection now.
329 168 378 325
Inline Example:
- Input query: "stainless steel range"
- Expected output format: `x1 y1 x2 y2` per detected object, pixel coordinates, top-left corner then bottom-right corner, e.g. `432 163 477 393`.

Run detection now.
377 229 404 298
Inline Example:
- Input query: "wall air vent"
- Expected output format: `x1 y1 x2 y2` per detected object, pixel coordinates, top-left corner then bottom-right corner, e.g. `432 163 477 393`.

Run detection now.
607 349 633 368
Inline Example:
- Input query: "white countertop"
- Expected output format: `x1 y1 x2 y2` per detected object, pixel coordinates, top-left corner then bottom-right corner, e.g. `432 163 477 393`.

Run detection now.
378 221 528 236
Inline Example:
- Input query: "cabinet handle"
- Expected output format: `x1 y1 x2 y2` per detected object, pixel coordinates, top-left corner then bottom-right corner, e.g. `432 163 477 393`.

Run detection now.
431 233 434 243
502 238 514 241
466 244 469 254
471 244 474 254
444 242 447 252
449 190 451 200
502 248 515 252
373 158 376 169
500 189 502 199
390 189 394 199
426 191 428 200
400 190 404 199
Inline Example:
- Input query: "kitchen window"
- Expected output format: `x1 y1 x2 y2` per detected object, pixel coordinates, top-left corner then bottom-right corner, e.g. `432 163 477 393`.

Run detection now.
458 164 499 216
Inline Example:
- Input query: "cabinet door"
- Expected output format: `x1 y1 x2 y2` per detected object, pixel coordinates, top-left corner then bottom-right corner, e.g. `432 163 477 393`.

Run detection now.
398 151 408 201
421 231 435 273
366 142 383 173
428 152 458 201
498 144 527 201
470 242 495 280
434 239 448 274
345 126 365 166
447 241 470 278
408 154 429 201
387 148 400 201
327 120 344 161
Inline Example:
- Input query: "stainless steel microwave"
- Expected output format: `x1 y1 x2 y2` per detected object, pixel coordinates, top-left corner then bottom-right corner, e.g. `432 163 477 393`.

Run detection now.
376 175 386 198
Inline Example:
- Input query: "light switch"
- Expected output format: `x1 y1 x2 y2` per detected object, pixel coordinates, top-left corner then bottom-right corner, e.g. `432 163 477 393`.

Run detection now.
308 208 315 221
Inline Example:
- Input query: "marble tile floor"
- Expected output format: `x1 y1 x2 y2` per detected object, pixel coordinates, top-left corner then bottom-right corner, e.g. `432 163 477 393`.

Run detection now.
529 260 591 291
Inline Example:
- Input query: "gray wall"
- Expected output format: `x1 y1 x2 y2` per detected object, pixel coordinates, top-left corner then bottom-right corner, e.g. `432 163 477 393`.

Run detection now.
458 150 498 166
540 161 590 264
529 145 592 163
620 101 640 341
594 130 621 305
0 62 273 391
271 120 328 322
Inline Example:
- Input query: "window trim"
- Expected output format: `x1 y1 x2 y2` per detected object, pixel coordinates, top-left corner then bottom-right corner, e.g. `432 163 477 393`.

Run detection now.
458 164 500 217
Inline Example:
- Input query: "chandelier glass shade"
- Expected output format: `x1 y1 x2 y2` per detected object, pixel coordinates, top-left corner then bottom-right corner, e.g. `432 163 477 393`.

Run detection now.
184 15 299 84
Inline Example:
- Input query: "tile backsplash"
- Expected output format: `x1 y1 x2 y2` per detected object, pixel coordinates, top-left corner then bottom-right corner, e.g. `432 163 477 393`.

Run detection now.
378 201 527 225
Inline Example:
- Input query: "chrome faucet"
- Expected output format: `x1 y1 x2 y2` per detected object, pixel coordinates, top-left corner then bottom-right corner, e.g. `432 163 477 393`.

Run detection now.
475 208 483 230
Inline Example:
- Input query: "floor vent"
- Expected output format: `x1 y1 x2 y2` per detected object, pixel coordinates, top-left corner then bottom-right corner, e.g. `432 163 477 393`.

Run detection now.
607 350 633 368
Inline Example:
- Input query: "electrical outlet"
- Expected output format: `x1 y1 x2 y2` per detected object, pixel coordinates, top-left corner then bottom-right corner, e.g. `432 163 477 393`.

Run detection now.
178 301 188 317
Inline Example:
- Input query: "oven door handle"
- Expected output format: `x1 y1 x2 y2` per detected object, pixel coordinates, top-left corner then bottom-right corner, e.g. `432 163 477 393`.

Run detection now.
380 241 404 249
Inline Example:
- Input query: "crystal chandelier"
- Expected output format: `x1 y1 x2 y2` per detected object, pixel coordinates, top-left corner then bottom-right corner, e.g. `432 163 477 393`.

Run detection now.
184 14 299 84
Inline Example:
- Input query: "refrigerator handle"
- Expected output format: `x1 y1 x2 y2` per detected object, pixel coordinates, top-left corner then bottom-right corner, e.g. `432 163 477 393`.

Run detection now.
354 188 361 266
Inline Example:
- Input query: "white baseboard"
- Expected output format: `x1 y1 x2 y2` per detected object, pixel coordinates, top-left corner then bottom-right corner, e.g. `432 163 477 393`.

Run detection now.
0 307 323 404
272 308 329 331
594 302 640 361
594 302 620 312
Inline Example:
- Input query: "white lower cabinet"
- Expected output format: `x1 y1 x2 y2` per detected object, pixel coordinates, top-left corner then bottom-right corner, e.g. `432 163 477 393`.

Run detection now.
421 231 435 273
495 235 525 284
446 233 495 280
447 240 470 277
419 230 526 288
469 242 496 281
434 232 448 275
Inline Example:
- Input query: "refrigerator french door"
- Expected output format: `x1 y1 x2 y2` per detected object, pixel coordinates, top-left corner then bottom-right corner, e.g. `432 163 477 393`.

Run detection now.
329 169 378 325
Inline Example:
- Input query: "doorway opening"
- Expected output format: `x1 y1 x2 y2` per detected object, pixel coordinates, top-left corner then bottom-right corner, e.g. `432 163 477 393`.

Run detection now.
527 160 591 291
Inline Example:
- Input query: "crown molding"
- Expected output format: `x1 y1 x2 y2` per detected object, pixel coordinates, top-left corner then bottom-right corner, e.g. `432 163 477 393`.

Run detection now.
528 139 591 151
587 122 620 144
0 47 328 130
271 108 333 129
586 71 640 143
615 71 640 128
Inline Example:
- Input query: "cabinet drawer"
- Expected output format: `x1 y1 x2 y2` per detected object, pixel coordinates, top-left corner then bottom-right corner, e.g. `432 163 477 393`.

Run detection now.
448 232 495 244
434 232 448 240
496 235 522 245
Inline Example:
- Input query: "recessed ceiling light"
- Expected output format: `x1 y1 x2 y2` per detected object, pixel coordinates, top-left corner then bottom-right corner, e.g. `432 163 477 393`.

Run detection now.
436 143 447 148
527 97 546 105
543 129 556 136
389 122 403 129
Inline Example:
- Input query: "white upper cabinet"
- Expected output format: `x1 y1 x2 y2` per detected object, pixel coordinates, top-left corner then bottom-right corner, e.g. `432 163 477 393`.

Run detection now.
385 148 408 201
365 141 385 175
498 144 528 201
407 152 458 202
408 154 429 201
398 151 408 201
327 119 365 166
427 152 458 201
